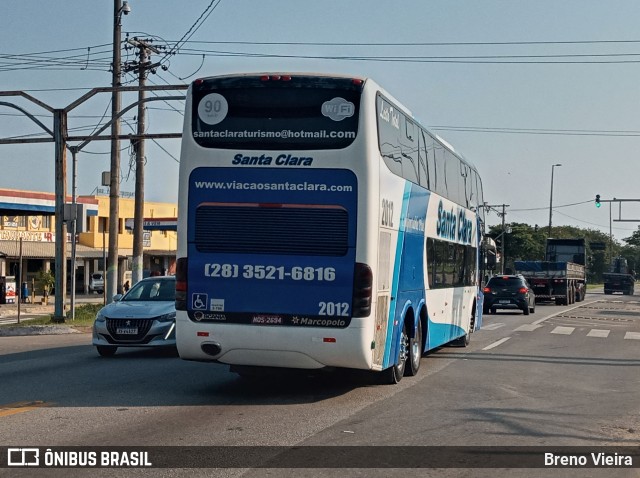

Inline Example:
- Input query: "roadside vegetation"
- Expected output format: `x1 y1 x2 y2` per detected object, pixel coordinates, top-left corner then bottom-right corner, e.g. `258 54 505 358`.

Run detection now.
0 303 101 328
488 223 640 283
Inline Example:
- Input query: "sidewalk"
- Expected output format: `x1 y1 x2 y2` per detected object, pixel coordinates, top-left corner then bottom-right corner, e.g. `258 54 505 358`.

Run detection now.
0 301 53 319
0 296 102 335
0 294 104 319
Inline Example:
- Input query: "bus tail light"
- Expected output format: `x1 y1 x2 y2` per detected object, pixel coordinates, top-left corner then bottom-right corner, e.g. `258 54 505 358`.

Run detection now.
260 75 292 82
352 263 373 318
175 257 188 311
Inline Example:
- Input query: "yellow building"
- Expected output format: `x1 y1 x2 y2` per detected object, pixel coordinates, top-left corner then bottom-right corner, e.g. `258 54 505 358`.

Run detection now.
0 188 176 299
80 194 178 276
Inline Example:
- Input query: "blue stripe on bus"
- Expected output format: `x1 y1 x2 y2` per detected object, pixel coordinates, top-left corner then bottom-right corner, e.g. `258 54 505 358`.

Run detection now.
383 182 429 368
426 319 466 349
383 182 412 368
475 216 484 331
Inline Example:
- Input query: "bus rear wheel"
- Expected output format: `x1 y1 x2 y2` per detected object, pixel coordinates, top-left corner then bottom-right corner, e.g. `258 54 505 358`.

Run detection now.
381 324 408 384
454 313 474 347
405 319 423 376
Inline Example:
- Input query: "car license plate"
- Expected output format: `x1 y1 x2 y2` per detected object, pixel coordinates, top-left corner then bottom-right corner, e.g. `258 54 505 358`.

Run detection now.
499 300 511 304
116 327 138 335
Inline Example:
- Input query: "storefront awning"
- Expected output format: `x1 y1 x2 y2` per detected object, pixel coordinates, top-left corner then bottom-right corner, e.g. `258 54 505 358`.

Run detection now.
0 241 129 259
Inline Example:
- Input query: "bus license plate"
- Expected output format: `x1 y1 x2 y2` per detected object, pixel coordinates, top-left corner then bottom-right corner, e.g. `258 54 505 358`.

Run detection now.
117 327 138 335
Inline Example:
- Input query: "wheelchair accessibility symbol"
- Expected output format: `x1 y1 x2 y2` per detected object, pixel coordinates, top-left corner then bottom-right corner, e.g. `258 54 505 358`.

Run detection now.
192 293 208 310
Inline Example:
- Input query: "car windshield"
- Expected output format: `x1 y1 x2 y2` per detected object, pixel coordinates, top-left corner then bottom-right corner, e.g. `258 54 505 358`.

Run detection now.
122 279 175 301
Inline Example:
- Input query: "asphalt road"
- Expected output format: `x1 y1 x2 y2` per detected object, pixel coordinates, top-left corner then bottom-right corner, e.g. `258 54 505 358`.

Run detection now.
0 291 638 478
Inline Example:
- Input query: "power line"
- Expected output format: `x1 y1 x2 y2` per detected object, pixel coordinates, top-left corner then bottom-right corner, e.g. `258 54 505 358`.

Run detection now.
432 126 640 137
163 39 640 47
511 200 594 212
168 48 640 64
9 36 640 75
553 210 637 233
159 0 223 65
0 43 111 57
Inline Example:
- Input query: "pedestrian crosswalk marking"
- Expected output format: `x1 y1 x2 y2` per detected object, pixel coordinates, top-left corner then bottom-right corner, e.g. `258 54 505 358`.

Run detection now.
551 326 575 335
514 324 542 332
587 329 610 338
624 332 640 340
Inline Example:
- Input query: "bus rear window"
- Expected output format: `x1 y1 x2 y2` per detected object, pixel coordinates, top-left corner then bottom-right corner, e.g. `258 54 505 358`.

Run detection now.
191 75 362 150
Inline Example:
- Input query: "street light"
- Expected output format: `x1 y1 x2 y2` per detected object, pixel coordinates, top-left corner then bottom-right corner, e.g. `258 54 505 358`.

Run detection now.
548 163 562 237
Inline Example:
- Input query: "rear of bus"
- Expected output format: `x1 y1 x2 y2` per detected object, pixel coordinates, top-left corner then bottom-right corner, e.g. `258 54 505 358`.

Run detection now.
175 74 375 371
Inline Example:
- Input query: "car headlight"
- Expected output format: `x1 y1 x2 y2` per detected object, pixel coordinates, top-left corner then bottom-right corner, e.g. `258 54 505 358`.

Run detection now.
156 311 176 322
95 310 106 322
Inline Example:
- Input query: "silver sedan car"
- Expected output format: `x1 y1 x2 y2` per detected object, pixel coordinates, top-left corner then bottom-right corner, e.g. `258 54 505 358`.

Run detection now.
92 276 176 357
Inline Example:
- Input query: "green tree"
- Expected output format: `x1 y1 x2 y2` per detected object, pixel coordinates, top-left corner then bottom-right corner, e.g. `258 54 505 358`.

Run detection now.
36 269 55 298
487 223 615 281
487 223 544 272
622 226 640 247
621 226 640 274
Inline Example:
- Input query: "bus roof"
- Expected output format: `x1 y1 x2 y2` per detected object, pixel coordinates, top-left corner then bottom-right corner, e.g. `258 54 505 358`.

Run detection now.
191 72 481 176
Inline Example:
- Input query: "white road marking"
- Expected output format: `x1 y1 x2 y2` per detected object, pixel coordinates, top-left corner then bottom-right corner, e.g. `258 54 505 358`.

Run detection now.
482 323 505 331
551 326 575 335
587 329 610 338
483 337 511 350
514 324 542 332
624 332 640 340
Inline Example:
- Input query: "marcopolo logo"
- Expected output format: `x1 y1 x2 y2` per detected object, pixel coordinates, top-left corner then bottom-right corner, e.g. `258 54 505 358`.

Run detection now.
321 97 355 121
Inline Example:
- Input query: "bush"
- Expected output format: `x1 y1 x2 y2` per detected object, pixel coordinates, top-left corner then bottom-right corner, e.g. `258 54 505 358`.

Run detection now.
36 270 55 296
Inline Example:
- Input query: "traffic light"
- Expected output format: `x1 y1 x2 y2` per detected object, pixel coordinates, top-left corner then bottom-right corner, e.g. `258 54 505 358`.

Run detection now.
595 194 601 208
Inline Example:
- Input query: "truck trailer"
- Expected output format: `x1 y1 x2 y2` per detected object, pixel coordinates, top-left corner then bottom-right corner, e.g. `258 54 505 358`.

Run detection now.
514 238 587 305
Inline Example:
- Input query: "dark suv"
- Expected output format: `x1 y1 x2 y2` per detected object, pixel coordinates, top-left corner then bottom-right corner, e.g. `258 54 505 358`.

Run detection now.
483 275 535 315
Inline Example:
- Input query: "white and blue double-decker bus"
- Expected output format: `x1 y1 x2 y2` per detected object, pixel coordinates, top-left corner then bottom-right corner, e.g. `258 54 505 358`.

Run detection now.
175 73 486 383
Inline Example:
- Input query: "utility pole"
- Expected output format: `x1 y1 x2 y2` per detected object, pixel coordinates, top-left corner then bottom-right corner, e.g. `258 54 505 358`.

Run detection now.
126 38 161 285
548 163 562 237
107 0 128 302
53 109 67 322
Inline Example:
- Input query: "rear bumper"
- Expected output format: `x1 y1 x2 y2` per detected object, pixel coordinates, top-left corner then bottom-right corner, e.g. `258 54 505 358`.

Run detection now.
175 314 374 370
484 297 528 310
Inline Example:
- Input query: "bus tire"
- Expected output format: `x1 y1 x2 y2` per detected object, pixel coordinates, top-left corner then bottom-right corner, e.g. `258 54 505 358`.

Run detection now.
405 318 423 376
453 310 473 347
380 323 408 384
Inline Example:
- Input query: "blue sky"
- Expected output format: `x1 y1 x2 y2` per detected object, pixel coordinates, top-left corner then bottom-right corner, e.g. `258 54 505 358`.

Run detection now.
3 0 640 240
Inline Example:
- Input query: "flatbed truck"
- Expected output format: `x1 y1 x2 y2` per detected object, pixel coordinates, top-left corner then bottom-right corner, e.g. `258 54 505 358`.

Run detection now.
603 257 635 295
513 238 587 305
